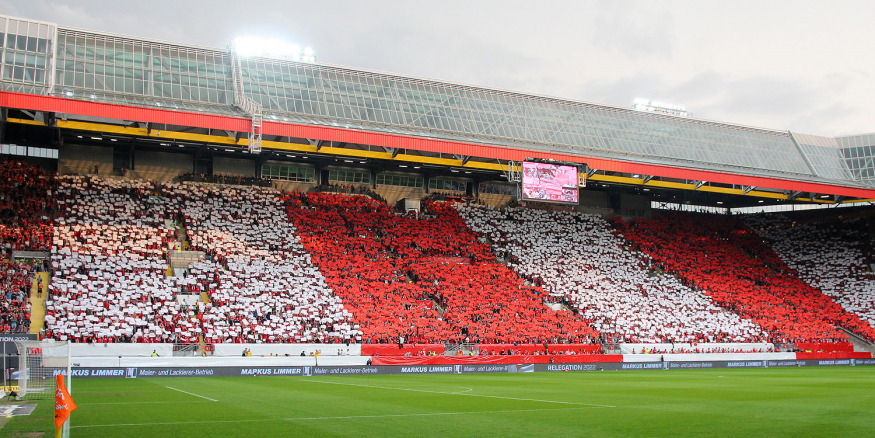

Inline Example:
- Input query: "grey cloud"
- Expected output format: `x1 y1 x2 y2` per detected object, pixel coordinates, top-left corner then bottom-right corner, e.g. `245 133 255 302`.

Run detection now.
787 102 858 136
714 76 821 116
576 70 858 134
579 73 672 108
590 2 675 59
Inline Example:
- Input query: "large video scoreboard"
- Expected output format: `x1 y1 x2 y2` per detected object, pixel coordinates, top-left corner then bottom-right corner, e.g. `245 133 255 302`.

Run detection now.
520 161 580 204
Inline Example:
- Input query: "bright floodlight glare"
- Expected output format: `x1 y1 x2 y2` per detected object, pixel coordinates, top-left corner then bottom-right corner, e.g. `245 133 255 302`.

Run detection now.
632 97 690 117
302 46 315 62
233 36 316 62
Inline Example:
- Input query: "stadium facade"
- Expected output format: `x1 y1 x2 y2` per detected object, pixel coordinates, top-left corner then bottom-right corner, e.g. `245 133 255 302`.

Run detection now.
1 13 874 209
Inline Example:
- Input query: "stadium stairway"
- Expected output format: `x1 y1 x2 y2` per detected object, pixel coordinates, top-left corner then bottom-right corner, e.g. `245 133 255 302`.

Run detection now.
840 327 875 355
197 335 208 356
124 168 143 180
444 342 477 356
177 220 192 251
544 302 564 311
28 271 49 335
545 300 578 315
430 298 446 316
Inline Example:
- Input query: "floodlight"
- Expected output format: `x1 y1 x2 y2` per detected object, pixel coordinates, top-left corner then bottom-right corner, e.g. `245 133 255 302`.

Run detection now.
233 36 316 62
233 36 261 58
301 47 316 62
632 98 689 117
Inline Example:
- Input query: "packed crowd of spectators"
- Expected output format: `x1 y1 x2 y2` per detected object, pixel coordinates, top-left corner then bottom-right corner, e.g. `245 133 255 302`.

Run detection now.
163 182 359 344
0 261 33 333
284 192 596 344
176 173 272 187
310 183 387 204
33 167 875 347
626 346 775 354
46 176 190 342
613 211 875 343
746 211 875 330
0 160 56 255
456 205 765 343
419 192 482 206
475 344 601 356
45 177 360 344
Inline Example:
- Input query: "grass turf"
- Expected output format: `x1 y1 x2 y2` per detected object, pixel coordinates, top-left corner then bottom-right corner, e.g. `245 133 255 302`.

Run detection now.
2 367 873 437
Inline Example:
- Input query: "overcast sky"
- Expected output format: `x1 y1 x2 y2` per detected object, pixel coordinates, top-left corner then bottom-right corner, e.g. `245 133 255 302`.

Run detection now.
6 0 874 136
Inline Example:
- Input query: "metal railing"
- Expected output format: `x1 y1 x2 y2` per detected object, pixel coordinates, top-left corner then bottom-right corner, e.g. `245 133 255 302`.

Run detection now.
172 343 211 357
444 342 476 356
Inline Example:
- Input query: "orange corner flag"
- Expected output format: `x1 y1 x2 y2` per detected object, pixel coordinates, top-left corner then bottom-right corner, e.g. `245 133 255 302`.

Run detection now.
54 374 77 429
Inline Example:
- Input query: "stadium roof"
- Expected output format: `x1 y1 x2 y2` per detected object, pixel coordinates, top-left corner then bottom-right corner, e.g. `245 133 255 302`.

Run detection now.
1 13 874 201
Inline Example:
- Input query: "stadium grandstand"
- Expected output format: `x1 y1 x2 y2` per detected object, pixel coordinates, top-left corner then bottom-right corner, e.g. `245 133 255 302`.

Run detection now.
0 11 874 375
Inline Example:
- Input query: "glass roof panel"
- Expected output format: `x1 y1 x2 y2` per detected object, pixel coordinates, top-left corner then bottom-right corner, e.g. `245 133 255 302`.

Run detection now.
0 16 867 188
835 134 875 185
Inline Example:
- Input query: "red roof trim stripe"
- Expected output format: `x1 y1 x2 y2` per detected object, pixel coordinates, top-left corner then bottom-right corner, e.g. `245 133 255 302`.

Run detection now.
3 91 874 198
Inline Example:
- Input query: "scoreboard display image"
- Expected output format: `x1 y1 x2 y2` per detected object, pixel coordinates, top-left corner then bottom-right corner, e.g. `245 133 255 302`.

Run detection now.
521 161 579 204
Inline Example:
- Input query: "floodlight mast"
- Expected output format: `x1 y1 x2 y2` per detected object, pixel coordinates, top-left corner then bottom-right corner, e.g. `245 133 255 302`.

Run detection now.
228 37 316 153
229 43 263 153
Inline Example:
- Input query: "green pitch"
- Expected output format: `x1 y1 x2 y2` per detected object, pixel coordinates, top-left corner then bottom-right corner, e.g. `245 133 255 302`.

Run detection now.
3 367 873 437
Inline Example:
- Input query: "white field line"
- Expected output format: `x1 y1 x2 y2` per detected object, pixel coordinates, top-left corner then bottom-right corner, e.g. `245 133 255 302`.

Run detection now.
71 406 594 429
79 400 214 406
165 386 218 402
303 378 616 408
